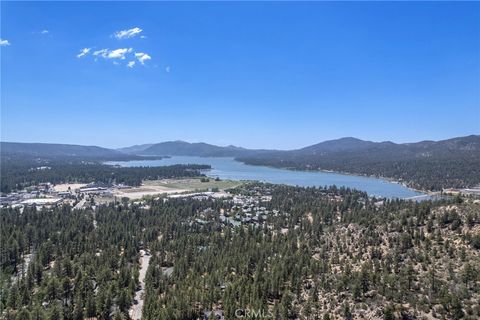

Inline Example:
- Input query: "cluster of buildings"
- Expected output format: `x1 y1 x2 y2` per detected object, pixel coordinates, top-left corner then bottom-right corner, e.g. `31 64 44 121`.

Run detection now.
191 193 287 229
0 182 131 210
444 186 480 196
0 183 64 209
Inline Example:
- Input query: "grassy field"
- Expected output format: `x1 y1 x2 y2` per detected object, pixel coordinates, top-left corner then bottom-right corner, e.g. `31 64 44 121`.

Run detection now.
143 177 243 191
113 177 243 200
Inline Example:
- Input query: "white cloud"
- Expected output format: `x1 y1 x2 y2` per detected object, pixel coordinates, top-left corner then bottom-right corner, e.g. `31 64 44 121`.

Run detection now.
0 39 11 46
165 66 171 73
41 30 49 34
93 49 109 58
92 48 132 60
86 47 150 69
77 48 91 58
108 48 133 59
114 27 143 39
135 52 151 65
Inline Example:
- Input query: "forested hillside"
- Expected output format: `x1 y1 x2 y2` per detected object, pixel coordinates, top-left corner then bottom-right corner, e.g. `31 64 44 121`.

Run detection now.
237 136 480 191
0 156 209 193
4 135 479 191
1 184 479 319
138 141 274 157
0 142 125 159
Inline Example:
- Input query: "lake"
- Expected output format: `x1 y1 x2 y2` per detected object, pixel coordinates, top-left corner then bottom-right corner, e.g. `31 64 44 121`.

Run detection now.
106 156 424 199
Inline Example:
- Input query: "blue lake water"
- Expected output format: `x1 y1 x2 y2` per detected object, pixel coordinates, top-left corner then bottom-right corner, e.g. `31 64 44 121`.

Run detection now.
106 156 423 199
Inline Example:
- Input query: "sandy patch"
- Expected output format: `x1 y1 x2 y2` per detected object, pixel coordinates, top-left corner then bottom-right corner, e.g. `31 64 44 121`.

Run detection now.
113 186 188 200
53 183 87 192
113 178 240 200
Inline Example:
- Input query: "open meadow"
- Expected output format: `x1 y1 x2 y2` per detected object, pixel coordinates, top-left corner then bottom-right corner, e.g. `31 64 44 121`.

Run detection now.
113 177 243 200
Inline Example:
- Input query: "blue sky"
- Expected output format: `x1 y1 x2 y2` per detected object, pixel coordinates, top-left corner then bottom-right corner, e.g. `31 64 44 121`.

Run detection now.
1 1 479 149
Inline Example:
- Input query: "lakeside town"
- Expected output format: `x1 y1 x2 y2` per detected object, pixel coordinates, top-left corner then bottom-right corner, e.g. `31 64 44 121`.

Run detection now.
0 177 238 210
2 177 480 212
0 178 294 231
2 0 480 318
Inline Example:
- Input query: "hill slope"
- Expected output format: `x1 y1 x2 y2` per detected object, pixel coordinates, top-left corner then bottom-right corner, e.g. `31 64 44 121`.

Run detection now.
237 135 480 191
3 136 478 191
139 140 273 157
0 142 124 158
295 135 480 159
116 143 154 154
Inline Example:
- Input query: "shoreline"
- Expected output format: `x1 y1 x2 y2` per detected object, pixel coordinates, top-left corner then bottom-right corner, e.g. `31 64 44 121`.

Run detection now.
106 157 431 199
234 160 432 197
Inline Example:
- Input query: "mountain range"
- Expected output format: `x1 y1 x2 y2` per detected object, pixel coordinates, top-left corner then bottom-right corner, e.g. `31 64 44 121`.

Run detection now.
117 140 276 157
2 135 479 190
234 135 480 191
240 135 480 162
2 135 479 160
1 142 124 159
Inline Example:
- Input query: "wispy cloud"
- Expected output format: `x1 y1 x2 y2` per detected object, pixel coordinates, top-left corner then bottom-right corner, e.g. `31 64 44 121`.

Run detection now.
76 28 153 69
165 66 171 73
82 45 151 68
93 49 109 58
108 48 133 59
135 52 151 65
77 48 91 58
32 30 51 36
0 39 11 46
92 48 133 60
114 27 143 40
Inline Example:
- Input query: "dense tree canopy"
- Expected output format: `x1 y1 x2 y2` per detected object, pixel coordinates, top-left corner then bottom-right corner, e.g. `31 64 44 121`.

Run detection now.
1 183 479 319
0 156 210 193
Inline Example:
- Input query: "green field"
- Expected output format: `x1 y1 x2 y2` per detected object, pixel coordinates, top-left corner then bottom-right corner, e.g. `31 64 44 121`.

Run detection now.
143 177 243 192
